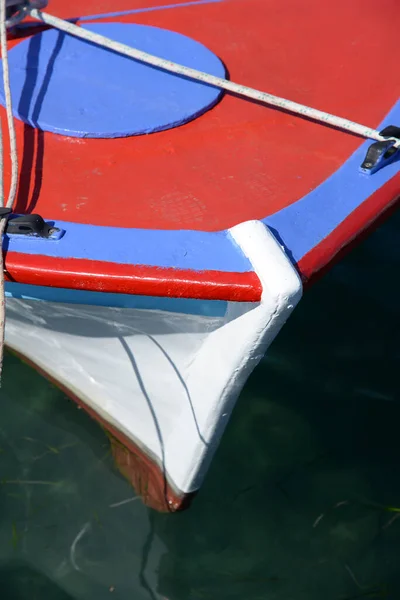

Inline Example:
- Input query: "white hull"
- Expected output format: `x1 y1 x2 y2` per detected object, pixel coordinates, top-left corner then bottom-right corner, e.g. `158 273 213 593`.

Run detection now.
5 222 302 510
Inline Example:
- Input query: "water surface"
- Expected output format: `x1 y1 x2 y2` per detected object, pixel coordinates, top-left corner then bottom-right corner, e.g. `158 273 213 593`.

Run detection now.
0 212 399 600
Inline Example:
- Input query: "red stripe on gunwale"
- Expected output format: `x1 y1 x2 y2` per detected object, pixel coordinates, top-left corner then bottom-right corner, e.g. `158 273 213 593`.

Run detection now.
298 173 400 286
4 252 262 302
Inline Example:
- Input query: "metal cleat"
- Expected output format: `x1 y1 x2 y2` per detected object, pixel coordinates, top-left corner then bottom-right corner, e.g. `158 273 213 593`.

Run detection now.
360 125 400 175
5 0 48 28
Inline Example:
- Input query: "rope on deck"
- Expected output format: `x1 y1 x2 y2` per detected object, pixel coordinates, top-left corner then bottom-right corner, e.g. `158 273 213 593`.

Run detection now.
0 0 19 383
28 7 400 148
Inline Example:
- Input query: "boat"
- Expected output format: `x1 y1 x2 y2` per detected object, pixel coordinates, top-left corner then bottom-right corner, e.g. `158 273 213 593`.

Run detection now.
0 0 399 512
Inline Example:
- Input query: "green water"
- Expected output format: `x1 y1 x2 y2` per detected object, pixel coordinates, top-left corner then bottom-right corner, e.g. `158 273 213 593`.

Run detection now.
0 212 399 600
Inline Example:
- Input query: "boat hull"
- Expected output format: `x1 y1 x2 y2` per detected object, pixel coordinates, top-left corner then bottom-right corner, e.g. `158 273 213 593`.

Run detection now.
5 222 302 510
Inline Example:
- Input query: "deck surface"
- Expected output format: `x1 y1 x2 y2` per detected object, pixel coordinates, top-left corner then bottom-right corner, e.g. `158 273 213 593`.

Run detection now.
0 0 398 296
4 0 399 231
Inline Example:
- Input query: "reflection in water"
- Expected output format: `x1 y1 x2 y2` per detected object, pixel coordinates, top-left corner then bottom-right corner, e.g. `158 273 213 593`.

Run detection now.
0 212 399 599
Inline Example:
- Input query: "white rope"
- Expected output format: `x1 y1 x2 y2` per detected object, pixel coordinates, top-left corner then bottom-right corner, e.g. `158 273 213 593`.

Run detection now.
2 9 18 208
29 7 400 148
0 0 19 383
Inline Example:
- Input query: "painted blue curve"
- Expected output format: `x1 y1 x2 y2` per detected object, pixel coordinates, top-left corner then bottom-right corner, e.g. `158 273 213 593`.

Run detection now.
15 0 224 29
0 23 225 138
77 0 224 21
5 225 252 273
264 100 400 263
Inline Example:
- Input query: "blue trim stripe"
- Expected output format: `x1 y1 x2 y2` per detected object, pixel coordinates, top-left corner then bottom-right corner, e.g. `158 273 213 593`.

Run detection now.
78 0 224 22
265 99 400 263
15 0 224 29
5 282 228 316
5 226 253 273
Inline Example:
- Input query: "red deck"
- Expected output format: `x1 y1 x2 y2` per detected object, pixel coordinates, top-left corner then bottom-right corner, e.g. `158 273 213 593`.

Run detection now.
5 0 400 231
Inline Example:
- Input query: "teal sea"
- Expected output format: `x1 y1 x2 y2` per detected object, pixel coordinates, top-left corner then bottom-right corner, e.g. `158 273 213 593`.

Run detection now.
0 211 399 600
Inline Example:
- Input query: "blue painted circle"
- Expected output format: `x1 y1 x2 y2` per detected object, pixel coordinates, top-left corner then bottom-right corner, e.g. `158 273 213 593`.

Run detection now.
0 23 225 138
